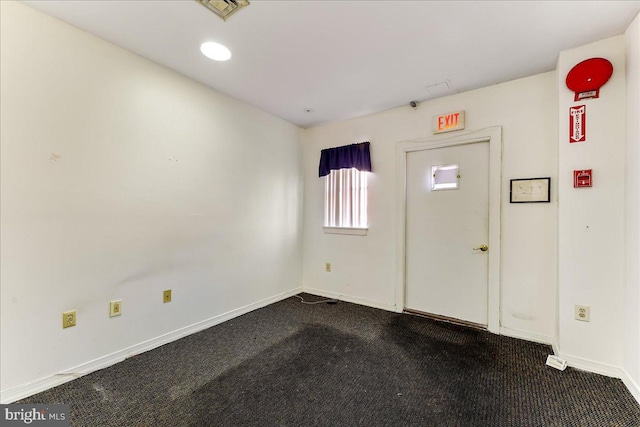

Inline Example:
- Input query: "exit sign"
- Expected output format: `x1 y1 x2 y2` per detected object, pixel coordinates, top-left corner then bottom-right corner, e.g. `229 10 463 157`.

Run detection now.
433 111 465 134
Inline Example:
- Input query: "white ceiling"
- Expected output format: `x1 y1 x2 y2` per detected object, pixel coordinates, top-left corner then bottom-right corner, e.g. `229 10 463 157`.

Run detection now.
23 0 640 128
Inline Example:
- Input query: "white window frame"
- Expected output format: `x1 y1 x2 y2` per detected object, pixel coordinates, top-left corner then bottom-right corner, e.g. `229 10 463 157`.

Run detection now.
323 168 368 235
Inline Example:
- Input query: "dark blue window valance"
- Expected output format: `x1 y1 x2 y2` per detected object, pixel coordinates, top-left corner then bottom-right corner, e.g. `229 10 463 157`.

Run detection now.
318 142 372 177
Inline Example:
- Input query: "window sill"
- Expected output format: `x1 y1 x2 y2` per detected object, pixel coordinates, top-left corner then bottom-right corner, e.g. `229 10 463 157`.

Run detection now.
323 226 368 236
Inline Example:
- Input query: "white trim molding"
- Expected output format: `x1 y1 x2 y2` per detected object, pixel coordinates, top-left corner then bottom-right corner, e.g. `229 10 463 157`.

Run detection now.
551 346 640 404
500 327 553 345
0 287 303 404
394 126 503 333
303 287 396 312
557 355 640 407
323 226 368 236
621 369 640 405
554 350 623 379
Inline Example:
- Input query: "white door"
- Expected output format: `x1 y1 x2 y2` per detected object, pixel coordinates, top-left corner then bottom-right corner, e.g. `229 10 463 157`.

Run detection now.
405 141 489 325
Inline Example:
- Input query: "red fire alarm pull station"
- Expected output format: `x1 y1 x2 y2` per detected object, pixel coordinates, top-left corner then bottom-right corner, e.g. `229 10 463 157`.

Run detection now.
566 57 613 101
574 169 593 188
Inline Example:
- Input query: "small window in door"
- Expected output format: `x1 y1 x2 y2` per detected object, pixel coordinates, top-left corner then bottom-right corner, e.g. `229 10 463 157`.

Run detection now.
431 164 460 191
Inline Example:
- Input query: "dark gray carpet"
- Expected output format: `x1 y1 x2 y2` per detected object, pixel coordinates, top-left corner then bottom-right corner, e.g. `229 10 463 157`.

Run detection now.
18 294 640 426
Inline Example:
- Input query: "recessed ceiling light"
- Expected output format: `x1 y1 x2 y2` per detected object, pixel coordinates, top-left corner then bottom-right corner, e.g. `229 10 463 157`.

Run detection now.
200 42 231 61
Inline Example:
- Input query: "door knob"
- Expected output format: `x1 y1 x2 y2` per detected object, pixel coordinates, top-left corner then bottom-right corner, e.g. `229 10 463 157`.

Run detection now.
473 244 488 252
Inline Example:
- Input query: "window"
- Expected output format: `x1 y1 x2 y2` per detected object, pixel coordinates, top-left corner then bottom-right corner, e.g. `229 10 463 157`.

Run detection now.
431 164 460 191
318 141 371 234
324 168 368 231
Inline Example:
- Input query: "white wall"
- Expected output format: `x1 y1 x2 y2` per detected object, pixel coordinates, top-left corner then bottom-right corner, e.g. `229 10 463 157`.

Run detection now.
302 72 558 342
624 13 640 395
0 1 303 395
556 36 626 370
3 0 637 404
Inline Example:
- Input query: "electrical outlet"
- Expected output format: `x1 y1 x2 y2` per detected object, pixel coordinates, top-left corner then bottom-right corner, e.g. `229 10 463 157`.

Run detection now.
163 289 172 303
62 310 76 328
575 304 590 322
325 262 331 272
110 300 122 317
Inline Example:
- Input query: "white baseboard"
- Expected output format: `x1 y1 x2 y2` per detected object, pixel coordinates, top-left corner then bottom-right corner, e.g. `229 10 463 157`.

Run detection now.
537 340 640 405
299 292 640 404
0 287 302 404
554 351 622 378
303 287 396 312
9 288 637 407
557 352 640 405
620 369 640 405
499 327 553 345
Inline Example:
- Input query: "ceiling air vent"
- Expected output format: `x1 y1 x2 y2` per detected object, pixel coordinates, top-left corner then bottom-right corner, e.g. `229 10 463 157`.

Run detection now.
196 0 250 21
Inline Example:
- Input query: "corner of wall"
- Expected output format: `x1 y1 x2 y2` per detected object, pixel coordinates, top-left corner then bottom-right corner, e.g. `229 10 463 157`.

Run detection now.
1 1 306 397
624 11 640 396
556 34 627 369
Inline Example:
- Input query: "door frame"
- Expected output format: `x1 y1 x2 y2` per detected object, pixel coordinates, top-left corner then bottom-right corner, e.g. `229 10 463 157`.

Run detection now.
394 126 502 334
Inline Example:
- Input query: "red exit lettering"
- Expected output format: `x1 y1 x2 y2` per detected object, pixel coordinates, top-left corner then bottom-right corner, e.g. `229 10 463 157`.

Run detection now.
438 113 460 131
433 111 465 134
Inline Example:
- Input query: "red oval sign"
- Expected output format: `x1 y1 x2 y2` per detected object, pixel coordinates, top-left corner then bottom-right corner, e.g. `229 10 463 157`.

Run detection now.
566 57 613 93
